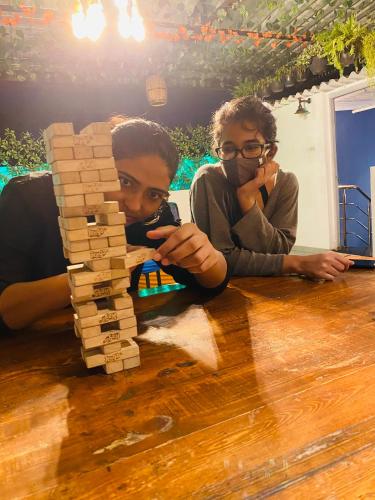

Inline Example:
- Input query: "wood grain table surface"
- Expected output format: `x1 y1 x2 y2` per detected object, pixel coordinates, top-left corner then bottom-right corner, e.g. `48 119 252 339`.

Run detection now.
1 270 375 499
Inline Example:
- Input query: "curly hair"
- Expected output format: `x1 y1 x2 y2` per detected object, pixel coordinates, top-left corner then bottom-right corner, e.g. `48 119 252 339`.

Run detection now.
211 96 277 148
111 117 179 181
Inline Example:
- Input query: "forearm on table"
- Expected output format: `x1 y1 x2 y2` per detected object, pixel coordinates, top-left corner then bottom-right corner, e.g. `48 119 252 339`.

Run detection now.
195 250 228 288
0 273 71 330
224 247 284 277
282 255 303 274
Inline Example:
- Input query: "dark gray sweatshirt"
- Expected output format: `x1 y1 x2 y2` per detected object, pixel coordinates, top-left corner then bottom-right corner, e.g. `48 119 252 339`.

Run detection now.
190 163 299 276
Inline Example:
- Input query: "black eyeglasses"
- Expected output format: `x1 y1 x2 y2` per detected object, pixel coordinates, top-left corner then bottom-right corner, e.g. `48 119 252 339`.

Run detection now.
215 142 276 161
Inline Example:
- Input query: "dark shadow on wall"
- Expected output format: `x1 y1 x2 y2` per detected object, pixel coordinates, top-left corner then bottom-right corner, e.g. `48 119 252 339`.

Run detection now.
0 81 230 135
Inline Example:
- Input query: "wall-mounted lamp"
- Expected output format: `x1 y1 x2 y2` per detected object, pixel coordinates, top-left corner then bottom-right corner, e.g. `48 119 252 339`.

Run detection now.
295 97 311 115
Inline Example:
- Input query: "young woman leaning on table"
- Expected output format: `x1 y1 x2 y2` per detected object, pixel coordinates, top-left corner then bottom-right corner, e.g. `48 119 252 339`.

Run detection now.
0 118 228 331
190 96 353 281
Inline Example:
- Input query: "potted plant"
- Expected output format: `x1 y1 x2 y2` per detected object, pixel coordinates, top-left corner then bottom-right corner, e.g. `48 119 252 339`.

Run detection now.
302 42 328 75
270 67 286 93
362 31 375 81
284 68 296 88
256 77 272 98
316 15 368 76
233 78 257 98
295 50 311 82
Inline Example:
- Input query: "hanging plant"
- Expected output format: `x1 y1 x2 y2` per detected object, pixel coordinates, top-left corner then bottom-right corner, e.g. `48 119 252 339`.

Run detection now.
256 77 272 98
300 41 328 75
295 50 311 81
232 78 257 98
362 31 375 81
316 15 368 76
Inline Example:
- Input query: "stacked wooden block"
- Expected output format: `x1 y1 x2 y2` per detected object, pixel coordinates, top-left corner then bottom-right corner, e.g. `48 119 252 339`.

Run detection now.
44 122 154 374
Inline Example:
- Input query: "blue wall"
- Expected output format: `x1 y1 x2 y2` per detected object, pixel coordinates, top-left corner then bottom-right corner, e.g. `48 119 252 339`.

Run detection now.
335 109 375 250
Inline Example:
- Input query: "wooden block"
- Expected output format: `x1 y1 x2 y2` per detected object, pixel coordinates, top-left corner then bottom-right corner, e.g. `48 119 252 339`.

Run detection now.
96 212 126 226
56 194 85 207
89 237 109 250
112 246 155 268
54 180 120 196
50 136 75 149
109 235 126 247
74 146 93 159
99 168 118 182
121 339 139 359
110 256 127 269
108 294 133 310
69 134 111 147
68 264 128 287
64 239 90 252
85 258 111 272
81 327 135 347
104 360 124 374
44 122 74 139
46 147 74 164
81 347 105 368
100 342 122 355
63 246 69 259
65 244 127 264
72 300 98 319
53 171 81 185
94 145 112 158
75 306 134 329
52 157 115 173
63 223 124 242
85 192 105 206
82 345 134 369
71 277 130 302
59 201 119 218
111 276 130 293
118 316 137 330
74 324 81 338
123 356 140 370
77 323 102 338
80 122 111 135
58 215 87 231
80 170 100 183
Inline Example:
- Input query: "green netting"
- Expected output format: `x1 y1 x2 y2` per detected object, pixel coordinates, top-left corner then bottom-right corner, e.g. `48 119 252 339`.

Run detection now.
0 164 51 191
170 154 217 191
0 154 217 193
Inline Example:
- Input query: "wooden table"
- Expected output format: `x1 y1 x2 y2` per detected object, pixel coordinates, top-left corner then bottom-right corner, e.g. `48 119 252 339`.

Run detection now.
1 271 375 499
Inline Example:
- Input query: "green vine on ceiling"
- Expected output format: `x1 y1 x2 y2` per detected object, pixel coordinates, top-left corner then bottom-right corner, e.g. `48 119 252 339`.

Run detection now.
1 0 375 88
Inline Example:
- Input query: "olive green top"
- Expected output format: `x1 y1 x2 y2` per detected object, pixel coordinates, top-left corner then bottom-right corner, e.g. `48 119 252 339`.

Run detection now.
190 164 299 276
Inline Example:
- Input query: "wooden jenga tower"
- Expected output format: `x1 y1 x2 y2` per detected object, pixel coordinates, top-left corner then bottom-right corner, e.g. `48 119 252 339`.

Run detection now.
43 122 154 374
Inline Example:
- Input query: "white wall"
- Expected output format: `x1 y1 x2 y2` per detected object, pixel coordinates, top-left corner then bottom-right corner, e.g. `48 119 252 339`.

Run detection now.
273 93 338 249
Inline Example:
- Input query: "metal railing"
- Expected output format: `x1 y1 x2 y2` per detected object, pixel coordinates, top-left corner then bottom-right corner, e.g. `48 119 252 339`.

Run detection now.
338 184 372 253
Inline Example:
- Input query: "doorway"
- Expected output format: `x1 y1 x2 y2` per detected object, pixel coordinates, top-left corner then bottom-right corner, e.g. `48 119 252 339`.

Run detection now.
334 88 375 255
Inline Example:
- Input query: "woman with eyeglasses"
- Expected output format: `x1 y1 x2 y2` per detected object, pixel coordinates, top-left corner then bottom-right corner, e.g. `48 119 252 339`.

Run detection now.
0 118 228 331
190 96 353 279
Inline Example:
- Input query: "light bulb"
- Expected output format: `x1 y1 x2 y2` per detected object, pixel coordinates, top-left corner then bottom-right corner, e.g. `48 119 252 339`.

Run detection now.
131 0 145 42
85 2 106 42
72 1 86 39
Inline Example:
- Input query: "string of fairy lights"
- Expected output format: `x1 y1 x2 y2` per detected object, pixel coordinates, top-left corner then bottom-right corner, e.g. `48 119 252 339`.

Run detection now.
0 1 311 48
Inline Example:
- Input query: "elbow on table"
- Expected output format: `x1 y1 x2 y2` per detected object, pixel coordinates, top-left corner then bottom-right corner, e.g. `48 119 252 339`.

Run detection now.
0 295 27 331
